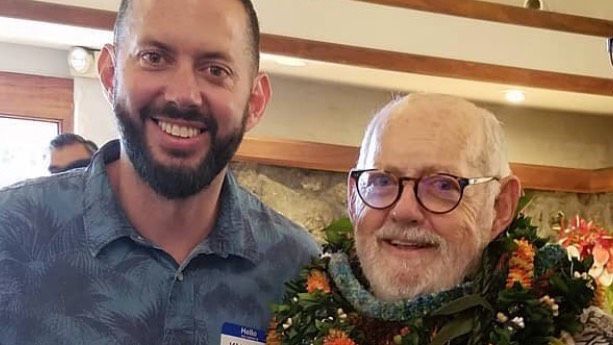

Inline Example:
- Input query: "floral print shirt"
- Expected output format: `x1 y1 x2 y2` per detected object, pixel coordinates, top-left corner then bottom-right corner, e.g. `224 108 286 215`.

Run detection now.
0 140 320 345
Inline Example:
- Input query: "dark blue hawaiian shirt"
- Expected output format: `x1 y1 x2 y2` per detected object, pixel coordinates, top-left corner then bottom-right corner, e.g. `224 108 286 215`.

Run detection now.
0 140 320 345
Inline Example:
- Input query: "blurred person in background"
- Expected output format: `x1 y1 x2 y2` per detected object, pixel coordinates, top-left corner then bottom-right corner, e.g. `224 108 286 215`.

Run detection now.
48 133 98 173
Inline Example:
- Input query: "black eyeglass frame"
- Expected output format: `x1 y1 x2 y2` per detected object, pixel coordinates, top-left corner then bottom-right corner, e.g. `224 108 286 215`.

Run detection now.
608 37 613 68
350 168 500 214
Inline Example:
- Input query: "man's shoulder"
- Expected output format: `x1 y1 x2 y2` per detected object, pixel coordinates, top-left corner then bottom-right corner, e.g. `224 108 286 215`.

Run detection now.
1 170 85 201
0 171 86 232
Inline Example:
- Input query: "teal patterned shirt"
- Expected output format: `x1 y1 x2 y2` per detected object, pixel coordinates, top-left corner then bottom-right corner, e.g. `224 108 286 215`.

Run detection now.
0 140 320 345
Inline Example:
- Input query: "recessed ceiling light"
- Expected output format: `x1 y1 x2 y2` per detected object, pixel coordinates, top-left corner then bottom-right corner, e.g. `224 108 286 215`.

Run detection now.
269 55 307 67
504 89 526 104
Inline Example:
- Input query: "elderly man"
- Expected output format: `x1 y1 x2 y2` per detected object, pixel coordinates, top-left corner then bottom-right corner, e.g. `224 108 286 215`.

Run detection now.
0 0 318 344
268 94 612 345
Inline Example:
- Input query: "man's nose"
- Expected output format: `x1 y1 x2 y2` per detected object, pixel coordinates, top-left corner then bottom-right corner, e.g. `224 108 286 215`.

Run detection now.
390 182 426 224
164 63 204 108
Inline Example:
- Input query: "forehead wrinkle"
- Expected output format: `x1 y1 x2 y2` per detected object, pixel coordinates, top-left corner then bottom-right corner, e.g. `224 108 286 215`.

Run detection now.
358 94 489 175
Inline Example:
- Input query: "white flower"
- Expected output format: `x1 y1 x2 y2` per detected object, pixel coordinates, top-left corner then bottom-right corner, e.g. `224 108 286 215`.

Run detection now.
496 312 508 323
566 245 581 260
511 316 525 329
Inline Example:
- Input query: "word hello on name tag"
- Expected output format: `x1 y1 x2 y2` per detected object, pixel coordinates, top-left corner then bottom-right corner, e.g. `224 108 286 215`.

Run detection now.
220 322 266 345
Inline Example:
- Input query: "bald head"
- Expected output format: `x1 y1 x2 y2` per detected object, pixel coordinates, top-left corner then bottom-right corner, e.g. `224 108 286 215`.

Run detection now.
358 93 510 178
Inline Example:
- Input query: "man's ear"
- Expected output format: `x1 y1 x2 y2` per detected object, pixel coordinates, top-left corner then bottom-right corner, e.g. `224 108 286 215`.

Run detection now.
98 44 116 104
244 72 272 132
491 175 522 239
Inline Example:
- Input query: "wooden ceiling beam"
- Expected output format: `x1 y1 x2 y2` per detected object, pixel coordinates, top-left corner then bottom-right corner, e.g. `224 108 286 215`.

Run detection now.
357 0 613 38
235 138 613 193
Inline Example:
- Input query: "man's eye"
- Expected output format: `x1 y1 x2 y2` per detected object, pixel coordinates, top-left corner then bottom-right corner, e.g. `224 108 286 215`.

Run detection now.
429 177 458 192
205 65 230 78
140 52 165 66
369 174 394 187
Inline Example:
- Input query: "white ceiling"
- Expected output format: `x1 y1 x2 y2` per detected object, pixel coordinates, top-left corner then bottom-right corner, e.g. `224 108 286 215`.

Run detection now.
6 0 611 116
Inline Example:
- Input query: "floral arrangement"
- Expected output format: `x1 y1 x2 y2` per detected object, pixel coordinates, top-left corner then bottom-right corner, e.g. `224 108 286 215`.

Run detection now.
267 213 606 345
556 214 613 312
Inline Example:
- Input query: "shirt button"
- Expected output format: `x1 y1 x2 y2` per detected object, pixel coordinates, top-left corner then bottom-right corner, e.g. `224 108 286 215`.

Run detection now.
176 272 184 281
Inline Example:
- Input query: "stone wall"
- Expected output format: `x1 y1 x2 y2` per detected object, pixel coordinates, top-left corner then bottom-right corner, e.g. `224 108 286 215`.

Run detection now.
522 191 613 238
231 162 613 241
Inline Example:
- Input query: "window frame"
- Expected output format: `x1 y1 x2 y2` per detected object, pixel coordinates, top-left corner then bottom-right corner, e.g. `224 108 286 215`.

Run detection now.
0 71 73 132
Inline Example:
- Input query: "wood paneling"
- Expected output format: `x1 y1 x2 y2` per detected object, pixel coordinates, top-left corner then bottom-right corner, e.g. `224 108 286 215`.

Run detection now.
261 35 613 97
358 0 613 38
235 137 358 173
0 0 115 30
235 138 613 193
509 163 593 193
591 168 613 193
0 71 74 132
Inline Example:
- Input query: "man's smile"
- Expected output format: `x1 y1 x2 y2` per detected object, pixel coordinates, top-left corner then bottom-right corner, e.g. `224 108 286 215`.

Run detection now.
153 118 205 139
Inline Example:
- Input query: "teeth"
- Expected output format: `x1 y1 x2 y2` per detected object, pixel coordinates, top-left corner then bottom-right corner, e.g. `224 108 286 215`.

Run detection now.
390 240 415 246
157 120 201 138
389 240 433 247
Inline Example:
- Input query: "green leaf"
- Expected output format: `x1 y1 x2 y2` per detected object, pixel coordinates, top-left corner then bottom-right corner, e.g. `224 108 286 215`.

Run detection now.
431 294 494 316
323 218 353 251
516 191 535 215
430 316 474 345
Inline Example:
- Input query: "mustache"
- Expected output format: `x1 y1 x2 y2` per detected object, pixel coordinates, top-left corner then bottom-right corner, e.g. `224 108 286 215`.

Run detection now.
376 223 443 247
140 103 218 132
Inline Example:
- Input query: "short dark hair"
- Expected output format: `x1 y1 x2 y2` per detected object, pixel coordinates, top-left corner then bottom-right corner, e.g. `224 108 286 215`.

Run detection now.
50 133 98 155
113 0 260 68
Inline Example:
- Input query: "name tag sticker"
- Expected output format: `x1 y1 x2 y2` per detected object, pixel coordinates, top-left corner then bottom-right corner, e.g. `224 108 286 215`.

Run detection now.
220 322 266 345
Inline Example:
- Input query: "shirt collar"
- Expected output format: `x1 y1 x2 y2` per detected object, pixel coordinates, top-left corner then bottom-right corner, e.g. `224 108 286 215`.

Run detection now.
83 140 262 263
84 140 136 257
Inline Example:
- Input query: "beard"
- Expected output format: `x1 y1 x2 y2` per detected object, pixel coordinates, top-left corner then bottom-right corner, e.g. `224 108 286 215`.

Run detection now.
113 99 247 199
355 221 484 301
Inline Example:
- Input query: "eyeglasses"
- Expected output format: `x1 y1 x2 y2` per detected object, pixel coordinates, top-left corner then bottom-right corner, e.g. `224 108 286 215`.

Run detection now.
350 169 499 214
608 37 613 68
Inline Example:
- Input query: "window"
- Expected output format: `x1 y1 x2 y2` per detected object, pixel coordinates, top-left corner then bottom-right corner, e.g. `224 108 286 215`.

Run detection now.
0 71 73 188
0 117 59 187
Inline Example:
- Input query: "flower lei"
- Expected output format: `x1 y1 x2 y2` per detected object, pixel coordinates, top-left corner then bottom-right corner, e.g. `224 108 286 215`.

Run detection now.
267 215 602 345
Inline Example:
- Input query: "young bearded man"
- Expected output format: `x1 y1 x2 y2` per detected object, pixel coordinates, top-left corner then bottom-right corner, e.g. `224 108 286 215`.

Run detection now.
0 1 319 344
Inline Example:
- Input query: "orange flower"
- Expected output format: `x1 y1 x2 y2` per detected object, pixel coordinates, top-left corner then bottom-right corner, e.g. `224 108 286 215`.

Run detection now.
323 329 357 345
594 281 607 309
506 239 535 289
266 319 282 345
266 329 282 345
306 269 331 293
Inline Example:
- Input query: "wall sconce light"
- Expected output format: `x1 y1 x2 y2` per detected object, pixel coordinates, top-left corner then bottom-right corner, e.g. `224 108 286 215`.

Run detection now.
504 89 526 104
67 46 95 75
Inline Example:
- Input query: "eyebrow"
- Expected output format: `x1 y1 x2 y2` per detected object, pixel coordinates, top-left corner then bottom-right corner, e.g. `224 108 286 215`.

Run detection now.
137 39 175 54
383 165 461 177
138 39 234 63
48 159 91 174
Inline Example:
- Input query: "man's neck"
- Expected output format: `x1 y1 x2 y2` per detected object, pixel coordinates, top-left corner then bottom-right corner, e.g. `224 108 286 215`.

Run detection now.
107 153 225 265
